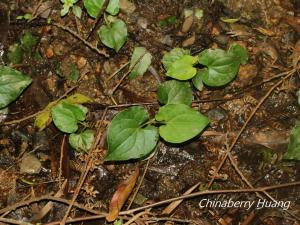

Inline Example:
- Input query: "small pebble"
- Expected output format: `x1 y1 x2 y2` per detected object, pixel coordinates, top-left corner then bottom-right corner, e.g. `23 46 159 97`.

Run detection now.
182 16 194 33
182 33 195 47
19 154 42 174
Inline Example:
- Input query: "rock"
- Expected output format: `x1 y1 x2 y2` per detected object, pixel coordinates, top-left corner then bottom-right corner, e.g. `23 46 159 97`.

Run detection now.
182 33 196 47
159 35 173 46
214 34 230 45
19 154 41 174
137 17 148 29
120 0 136 14
181 16 194 33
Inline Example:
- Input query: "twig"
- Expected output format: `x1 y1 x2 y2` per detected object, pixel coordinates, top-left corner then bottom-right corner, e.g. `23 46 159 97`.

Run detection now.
121 181 300 215
59 135 66 188
0 195 103 216
52 22 109 58
109 52 146 96
0 218 33 225
60 108 108 225
127 159 151 209
207 68 297 188
106 62 130 81
85 0 109 41
123 211 152 225
42 182 300 225
3 85 77 125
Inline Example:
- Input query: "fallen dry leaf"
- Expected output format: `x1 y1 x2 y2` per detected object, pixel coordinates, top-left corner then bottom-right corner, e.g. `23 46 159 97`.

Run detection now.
106 166 140 222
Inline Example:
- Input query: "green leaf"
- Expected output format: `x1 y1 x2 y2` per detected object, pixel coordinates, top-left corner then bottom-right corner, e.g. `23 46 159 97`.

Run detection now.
284 121 300 160
129 47 152 79
105 106 158 161
64 93 93 104
21 31 38 53
34 110 52 131
98 18 127 52
8 44 23 64
228 44 248 65
51 102 88 133
157 80 193 106
0 66 32 109
155 104 209 143
83 0 105 18
198 48 240 87
192 71 204 91
166 55 197 80
72 5 82 18
69 64 80 81
61 4 70 17
69 129 94 152
162 48 190 70
106 0 120 15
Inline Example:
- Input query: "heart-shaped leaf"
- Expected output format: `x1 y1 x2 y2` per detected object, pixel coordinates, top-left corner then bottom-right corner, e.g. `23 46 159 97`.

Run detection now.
0 66 32 109
157 80 193 106
198 48 240 87
83 0 105 18
166 55 197 80
106 0 120 15
129 47 152 79
192 70 204 91
162 48 190 70
105 106 158 161
69 129 94 152
228 44 248 65
98 17 127 52
51 102 88 133
155 104 209 143
284 121 300 160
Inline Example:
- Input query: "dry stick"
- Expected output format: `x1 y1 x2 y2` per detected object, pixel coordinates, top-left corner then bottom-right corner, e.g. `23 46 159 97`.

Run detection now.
60 108 108 225
207 68 297 188
59 135 66 188
106 62 130 81
0 217 33 225
123 211 152 225
52 22 109 58
109 53 147 96
43 182 300 225
227 152 300 221
127 159 151 210
3 85 77 125
85 0 109 41
161 67 298 214
0 195 103 216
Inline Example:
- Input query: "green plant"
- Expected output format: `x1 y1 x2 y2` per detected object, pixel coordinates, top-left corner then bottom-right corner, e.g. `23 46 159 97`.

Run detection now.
34 93 94 152
0 66 32 109
105 44 248 161
284 90 300 161
60 0 82 18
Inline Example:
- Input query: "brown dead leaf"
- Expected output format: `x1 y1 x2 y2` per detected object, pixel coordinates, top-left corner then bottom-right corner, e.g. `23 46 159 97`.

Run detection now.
283 15 300 33
254 27 275 36
106 166 140 222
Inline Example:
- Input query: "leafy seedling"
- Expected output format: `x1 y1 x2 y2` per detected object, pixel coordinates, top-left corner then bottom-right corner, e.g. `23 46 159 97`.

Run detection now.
69 129 94 152
60 0 82 18
129 47 152 79
192 71 204 91
155 104 209 143
0 66 32 109
98 16 127 52
51 102 88 133
105 106 159 161
197 44 248 86
157 80 193 106
84 0 120 18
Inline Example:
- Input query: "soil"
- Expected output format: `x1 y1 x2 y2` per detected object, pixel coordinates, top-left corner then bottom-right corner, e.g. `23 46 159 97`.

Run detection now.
0 0 299 224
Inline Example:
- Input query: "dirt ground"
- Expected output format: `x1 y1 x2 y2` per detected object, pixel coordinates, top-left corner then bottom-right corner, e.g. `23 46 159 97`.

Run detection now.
0 0 300 224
